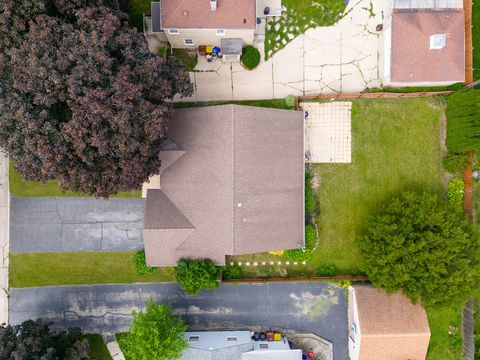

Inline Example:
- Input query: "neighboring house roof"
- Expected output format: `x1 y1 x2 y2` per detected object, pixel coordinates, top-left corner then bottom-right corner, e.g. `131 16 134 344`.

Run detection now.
143 105 304 266
390 9 465 83
393 0 463 9
352 285 431 360
159 0 256 30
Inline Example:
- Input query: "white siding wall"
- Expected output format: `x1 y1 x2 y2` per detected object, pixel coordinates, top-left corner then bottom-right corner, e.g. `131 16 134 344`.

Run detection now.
164 29 255 49
348 287 361 360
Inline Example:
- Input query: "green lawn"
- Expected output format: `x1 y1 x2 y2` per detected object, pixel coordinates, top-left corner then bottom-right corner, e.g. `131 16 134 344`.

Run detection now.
127 0 150 31
265 0 346 59
9 161 141 198
426 305 463 360
10 252 174 287
309 98 445 274
83 334 113 360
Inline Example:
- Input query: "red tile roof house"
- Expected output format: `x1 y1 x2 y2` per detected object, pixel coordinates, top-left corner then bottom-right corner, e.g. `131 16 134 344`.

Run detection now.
143 105 305 266
382 1 465 86
348 285 431 360
147 0 263 50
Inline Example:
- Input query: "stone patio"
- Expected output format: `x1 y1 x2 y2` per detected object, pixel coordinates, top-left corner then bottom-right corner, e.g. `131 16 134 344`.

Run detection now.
170 0 386 102
301 101 352 163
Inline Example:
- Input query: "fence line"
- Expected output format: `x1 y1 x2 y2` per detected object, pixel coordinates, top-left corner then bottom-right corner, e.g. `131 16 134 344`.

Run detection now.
222 275 369 283
464 0 474 84
297 91 453 101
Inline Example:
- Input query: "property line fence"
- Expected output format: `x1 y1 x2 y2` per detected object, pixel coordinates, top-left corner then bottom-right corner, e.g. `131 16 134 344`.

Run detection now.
222 275 369 283
464 0 474 84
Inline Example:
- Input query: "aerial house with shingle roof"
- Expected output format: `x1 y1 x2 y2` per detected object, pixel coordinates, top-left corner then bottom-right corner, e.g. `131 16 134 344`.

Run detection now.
143 105 305 266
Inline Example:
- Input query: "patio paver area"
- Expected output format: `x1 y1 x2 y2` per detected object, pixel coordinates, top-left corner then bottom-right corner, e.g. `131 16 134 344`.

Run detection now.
173 0 385 102
302 101 352 163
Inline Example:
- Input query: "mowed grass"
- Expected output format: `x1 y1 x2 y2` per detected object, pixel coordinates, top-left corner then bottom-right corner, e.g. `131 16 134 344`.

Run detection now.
9 161 141 198
83 334 113 360
426 305 463 360
309 98 445 273
10 252 174 288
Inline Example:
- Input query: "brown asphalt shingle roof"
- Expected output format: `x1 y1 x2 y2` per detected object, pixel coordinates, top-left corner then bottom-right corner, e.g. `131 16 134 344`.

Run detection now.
391 9 465 83
160 0 256 30
353 285 431 360
143 105 305 266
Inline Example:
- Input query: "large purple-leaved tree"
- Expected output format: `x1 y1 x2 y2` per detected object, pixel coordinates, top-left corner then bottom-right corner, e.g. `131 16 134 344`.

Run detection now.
0 0 192 197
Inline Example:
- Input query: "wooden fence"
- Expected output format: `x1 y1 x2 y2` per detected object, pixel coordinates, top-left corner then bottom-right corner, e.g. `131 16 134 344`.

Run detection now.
464 0 474 84
296 91 453 102
222 275 369 283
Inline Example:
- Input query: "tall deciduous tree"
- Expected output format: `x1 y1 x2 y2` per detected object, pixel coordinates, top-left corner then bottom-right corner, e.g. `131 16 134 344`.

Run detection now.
359 191 480 306
119 300 188 360
0 0 192 197
0 319 90 359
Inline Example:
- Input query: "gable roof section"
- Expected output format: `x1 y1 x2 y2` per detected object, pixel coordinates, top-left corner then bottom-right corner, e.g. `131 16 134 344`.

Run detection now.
159 0 256 29
390 9 465 83
159 149 186 174
353 285 431 360
144 105 304 266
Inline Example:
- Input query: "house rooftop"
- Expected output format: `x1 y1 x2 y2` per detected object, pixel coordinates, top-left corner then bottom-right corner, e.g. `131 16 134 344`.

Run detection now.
158 0 257 30
390 9 465 83
352 285 431 360
143 105 305 266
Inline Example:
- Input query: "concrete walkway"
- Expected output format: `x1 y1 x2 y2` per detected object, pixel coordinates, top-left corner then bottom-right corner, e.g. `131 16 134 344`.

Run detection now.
10 197 145 252
10 282 348 360
0 153 8 324
173 0 385 102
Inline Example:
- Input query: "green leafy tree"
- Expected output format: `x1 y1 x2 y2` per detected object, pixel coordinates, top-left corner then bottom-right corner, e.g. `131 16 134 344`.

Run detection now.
446 90 480 152
175 258 220 296
359 191 480 306
134 250 157 275
119 300 188 360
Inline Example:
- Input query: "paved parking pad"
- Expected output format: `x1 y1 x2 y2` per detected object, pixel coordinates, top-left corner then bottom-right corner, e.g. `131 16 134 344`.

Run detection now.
10 282 348 360
10 197 145 252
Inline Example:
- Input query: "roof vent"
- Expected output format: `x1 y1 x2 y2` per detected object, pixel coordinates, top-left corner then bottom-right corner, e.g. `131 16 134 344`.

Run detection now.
429 34 446 49
210 0 217 11
183 10 188 16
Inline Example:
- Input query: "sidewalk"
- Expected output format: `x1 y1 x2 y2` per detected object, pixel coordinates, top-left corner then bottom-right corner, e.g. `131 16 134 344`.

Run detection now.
0 152 8 324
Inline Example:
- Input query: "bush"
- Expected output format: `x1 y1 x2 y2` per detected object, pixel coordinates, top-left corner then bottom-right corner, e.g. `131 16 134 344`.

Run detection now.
283 225 317 261
305 172 318 218
175 258 220 296
443 152 469 174
241 46 260 70
446 90 480 153
134 250 157 275
448 178 464 205
285 95 295 109
316 264 337 277
221 265 242 280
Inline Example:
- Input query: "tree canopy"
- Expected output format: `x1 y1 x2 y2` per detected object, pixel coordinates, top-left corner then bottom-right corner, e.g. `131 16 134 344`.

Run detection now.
358 191 480 306
0 319 90 359
175 258 220 296
446 90 480 153
0 0 192 197
119 300 188 360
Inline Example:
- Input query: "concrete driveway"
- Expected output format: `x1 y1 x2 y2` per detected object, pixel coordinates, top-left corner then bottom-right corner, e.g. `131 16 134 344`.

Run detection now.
174 0 386 102
10 197 145 252
10 282 348 360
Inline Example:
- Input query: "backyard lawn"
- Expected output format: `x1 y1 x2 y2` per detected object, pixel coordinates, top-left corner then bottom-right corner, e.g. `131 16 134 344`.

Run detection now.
9 161 141 198
310 97 445 273
126 0 150 31
10 252 174 287
426 305 463 360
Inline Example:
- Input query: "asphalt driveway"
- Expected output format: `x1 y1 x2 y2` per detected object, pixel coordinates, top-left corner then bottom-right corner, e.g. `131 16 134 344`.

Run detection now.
10 282 348 360
10 197 145 252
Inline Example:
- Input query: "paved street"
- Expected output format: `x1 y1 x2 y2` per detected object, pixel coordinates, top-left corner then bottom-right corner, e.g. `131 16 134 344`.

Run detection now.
10 197 145 252
171 0 385 102
10 282 348 360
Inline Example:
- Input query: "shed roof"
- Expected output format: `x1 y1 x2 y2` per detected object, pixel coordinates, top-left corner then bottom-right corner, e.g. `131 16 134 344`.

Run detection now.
143 105 305 266
158 0 256 30
221 38 243 55
390 9 465 83
352 285 431 360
